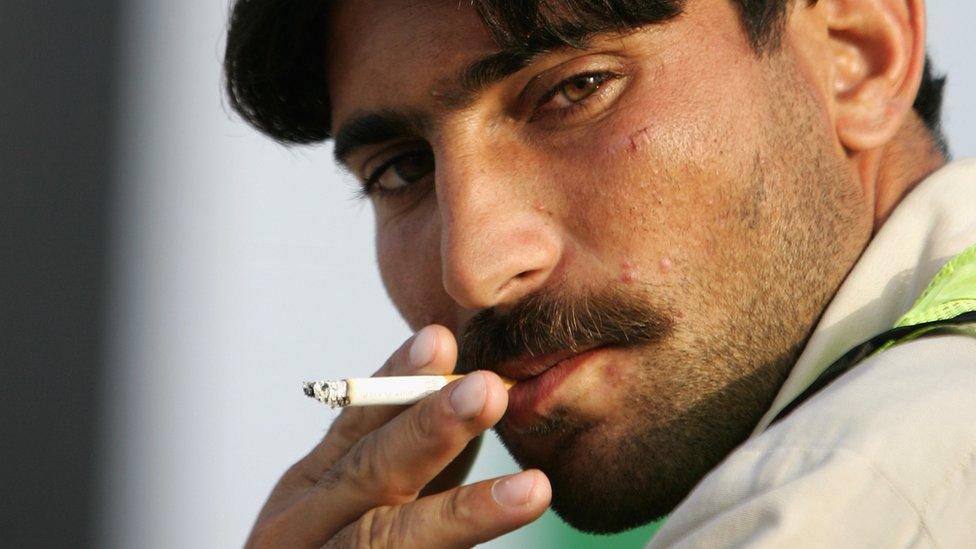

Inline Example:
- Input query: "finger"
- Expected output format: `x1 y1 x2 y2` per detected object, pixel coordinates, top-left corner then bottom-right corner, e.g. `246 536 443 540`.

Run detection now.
259 326 458 523
311 325 459 477
326 470 551 549
285 370 509 545
419 435 481 497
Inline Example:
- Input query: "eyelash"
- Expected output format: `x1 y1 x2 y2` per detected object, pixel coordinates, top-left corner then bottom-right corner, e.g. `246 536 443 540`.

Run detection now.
358 69 622 198
532 70 621 120
359 154 416 198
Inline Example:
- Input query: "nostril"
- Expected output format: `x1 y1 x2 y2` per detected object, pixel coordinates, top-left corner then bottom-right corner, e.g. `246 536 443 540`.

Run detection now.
495 268 546 303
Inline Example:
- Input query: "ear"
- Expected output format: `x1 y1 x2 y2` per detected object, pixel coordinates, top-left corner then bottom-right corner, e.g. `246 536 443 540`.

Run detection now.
825 0 926 151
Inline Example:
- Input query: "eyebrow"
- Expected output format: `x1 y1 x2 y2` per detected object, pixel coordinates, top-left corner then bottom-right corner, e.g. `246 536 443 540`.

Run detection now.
333 47 548 167
454 48 548 107
333 110 427 166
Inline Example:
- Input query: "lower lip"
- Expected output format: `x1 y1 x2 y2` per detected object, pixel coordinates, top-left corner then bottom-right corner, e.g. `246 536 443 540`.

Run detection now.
504 347 605 429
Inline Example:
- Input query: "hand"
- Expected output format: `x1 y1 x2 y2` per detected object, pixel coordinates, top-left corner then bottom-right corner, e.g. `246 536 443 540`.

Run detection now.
245 325 552 548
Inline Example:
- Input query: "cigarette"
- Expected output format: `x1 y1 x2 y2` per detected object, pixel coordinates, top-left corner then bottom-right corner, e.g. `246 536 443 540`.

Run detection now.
302 375 516 408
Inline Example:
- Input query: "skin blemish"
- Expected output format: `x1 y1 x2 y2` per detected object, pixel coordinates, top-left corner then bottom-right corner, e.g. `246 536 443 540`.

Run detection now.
609 126 654 157
628 127 653 153
619 260 639 284
534 201 548 213
658 257 673 273
603 362 624 385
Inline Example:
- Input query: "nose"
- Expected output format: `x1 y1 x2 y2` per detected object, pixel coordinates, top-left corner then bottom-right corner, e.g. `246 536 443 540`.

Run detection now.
435 135 563 311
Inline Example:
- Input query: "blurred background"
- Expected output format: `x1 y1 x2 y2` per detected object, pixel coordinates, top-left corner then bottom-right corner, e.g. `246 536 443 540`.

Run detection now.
2 1 974 547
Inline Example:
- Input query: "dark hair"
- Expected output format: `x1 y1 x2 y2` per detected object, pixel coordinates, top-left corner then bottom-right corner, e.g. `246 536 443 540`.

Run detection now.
224 0 946 150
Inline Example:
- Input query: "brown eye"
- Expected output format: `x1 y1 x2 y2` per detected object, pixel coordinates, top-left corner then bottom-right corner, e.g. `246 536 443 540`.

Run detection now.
560 74 604 103
532 70 622 122
372 150 434 192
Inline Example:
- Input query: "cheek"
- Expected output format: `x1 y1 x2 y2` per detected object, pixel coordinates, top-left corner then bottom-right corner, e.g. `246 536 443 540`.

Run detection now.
375 212 449 330
624 65 767 208
548 48 776 288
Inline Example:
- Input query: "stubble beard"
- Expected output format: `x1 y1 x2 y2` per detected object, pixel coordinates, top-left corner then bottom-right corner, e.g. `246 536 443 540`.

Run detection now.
491 61 869 534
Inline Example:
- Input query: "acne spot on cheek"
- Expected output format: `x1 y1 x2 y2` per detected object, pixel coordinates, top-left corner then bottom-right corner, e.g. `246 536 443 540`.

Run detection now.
619 260 639 284
603 362 624 385
534 201 548 214
658 257 673 273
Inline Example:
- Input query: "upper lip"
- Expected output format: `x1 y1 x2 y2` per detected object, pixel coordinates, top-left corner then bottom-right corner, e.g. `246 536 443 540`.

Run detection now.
492 344 604 381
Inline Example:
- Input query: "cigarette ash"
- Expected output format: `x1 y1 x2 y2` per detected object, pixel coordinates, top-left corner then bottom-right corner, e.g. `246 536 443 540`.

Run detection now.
302 380 349 408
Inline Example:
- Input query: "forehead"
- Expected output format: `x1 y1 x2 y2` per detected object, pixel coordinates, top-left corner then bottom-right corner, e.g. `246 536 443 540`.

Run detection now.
326 0 497 131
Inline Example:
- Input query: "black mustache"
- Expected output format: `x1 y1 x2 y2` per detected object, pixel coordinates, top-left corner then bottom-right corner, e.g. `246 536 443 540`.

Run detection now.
456 286 673 375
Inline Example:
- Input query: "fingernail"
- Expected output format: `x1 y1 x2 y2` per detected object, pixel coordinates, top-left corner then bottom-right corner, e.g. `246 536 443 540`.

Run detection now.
449 373 486 419
408 327 437 368
492 472 536 507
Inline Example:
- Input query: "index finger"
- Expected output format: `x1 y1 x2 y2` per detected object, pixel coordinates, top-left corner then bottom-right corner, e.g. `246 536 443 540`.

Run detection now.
304 325 458 480
278 371 509 545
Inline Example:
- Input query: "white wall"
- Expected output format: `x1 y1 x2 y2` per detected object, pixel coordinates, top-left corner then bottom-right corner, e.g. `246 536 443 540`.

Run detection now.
100 2 976 547
927 4 976 158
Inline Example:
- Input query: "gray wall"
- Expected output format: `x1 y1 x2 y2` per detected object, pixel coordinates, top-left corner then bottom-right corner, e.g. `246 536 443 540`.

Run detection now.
1 2 117 546
928 5 976 157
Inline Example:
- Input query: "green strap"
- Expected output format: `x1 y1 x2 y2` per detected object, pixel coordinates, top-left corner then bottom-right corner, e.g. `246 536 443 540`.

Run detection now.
895 243 976 327
876 242 976 353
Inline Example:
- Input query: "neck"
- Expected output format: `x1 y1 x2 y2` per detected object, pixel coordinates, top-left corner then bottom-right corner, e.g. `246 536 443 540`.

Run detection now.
868 113 947 231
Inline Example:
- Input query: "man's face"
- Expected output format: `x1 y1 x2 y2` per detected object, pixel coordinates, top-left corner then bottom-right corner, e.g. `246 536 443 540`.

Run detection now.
327 0 872 532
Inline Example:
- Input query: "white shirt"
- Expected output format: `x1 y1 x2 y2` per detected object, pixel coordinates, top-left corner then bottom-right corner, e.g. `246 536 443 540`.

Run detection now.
648 159 976 548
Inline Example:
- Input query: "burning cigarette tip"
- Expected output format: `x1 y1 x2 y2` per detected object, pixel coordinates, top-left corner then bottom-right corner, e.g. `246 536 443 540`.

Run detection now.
302 379 350 408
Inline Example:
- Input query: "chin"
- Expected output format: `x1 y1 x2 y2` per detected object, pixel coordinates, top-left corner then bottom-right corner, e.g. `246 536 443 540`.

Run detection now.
496 411 699 534
495 364 782 534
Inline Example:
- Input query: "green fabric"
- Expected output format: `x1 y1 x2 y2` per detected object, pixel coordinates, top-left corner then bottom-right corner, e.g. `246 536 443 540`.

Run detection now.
875 242 976 354
895 243 976 327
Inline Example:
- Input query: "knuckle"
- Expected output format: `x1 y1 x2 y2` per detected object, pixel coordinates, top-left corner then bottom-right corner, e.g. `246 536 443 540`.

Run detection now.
411 400 441 441
336 439 414 501
356 506 397 549
342 439 380 488
441 486 476 525
327 411 365 450
317 464 342 493
283 458 320 489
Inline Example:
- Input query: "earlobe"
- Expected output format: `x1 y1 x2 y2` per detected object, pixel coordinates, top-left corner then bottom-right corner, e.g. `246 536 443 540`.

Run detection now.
825 0 926 152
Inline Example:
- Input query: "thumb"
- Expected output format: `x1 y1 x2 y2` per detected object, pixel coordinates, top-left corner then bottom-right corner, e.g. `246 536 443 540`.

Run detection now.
327 469 551 548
